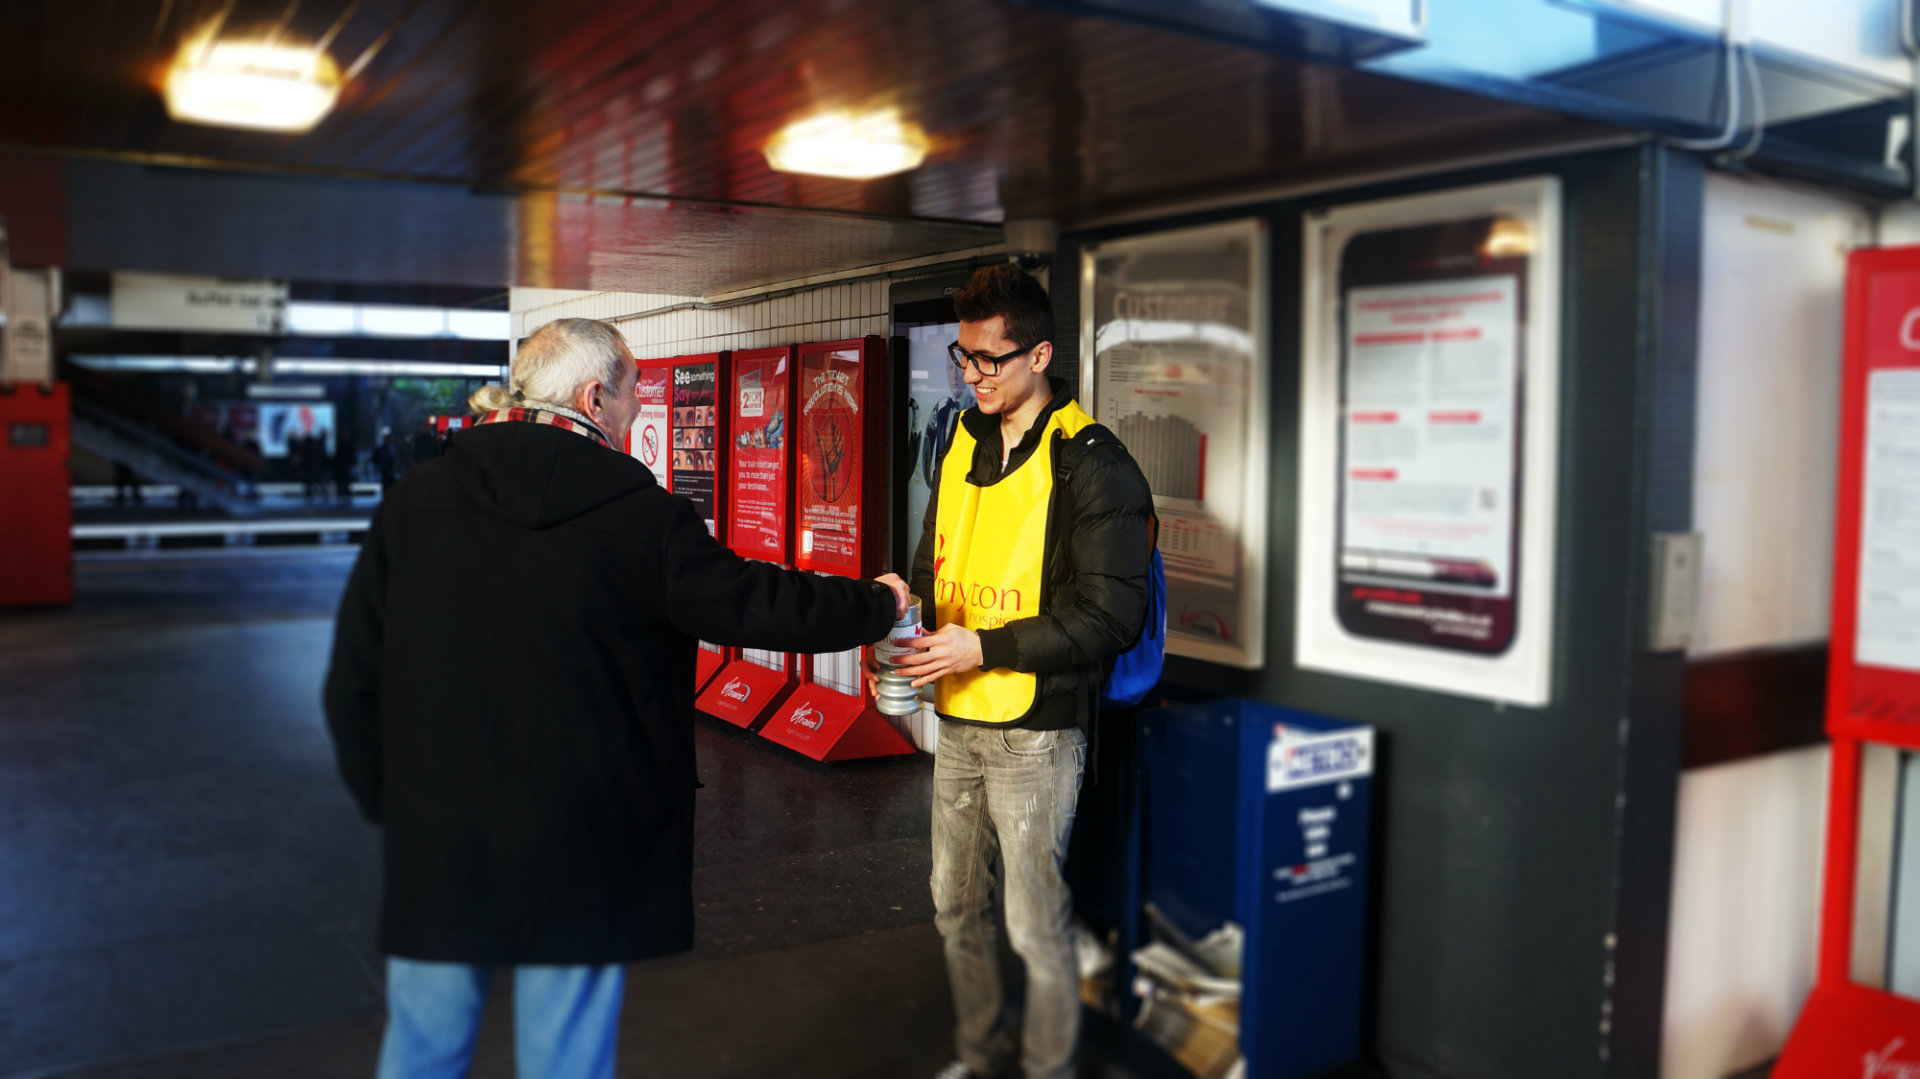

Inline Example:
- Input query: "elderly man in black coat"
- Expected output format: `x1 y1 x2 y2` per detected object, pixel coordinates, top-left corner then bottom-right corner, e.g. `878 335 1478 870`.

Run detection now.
323 317 905 1079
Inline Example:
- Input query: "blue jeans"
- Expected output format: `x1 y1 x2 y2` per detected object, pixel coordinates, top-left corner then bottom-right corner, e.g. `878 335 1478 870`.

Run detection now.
931 722 1088 1079
376 957 624 1079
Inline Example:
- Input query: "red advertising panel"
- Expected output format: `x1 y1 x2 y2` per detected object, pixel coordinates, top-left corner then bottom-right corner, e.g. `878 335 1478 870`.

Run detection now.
1827 248 1920 747
670 354 730 536
795 338 885 577
629 360 672 489
762 337 912 761
726 346 795 563
1777 246 1920 1078
633 353 731 693
699 346 800 729
0 382 73 608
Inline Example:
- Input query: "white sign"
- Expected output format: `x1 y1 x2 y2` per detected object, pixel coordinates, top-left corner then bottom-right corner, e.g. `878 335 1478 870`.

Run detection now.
1341 276 1520 609
112 272 288 334
1856 368 1920 672
1083 219 1271 670
2 267 53 382
1267 725 1374 792
1298 178 1563 707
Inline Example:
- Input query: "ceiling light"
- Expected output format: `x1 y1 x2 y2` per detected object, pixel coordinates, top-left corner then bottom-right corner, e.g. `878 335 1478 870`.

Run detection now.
165 35 341 133
764 108 930 180
1481 217 1533 258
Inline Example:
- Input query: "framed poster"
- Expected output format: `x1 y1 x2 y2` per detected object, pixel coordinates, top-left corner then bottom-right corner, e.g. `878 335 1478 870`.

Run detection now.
1297 177 1562 706
1081 219 1271 669
726 346 796 564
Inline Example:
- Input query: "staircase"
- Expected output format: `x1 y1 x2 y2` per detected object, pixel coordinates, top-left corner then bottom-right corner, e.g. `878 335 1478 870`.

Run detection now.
70 401 264 518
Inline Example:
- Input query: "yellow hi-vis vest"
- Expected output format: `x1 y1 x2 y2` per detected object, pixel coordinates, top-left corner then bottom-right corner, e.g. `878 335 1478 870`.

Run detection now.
931 401 1098 724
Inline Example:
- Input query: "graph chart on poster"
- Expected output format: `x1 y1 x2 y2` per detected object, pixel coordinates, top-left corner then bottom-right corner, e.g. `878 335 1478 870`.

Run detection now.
1082 219 1270 669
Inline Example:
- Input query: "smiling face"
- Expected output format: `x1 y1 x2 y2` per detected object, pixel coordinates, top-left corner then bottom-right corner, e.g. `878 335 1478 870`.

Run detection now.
956 315 1051 419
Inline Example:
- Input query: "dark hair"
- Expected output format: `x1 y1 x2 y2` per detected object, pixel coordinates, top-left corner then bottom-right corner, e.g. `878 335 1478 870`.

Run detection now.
952 264 1053 350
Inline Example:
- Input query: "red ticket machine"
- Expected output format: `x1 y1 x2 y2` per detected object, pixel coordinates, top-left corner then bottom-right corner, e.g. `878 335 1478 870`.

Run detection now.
632 353 733 692
1776 247 1920 1075
0 382 73 608
697 346 801 729
758 337 915 761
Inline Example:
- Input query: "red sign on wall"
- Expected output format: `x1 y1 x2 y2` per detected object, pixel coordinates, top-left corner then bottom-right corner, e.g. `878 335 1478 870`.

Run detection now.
727 347 795 563
795 342 869 577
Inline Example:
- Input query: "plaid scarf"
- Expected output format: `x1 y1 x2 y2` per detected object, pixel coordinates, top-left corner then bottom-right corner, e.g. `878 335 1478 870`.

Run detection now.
474 404 612 450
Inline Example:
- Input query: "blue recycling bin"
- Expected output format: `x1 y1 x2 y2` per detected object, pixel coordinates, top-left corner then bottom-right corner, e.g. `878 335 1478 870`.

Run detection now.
1127 698 1374 1078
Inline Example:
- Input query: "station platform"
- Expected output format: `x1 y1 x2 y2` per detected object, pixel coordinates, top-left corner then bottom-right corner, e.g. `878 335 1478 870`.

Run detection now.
0 547 1179 1079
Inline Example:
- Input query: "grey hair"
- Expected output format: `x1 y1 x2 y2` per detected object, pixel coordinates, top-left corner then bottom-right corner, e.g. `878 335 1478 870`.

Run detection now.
492 318 630 411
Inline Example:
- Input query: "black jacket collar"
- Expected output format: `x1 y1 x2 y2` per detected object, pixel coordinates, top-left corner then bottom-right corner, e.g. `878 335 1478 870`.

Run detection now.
960 377 1074 485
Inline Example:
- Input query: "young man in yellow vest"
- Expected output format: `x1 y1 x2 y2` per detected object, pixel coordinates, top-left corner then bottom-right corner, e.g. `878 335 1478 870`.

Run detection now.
890 264 1155 1079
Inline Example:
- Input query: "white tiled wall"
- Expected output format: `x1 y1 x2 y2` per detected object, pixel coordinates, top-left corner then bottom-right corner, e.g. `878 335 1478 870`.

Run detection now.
508 278 938 753
510 281 892 357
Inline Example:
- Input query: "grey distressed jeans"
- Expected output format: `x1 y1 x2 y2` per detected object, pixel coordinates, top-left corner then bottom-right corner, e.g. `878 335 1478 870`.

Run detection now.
931 720 1088 1079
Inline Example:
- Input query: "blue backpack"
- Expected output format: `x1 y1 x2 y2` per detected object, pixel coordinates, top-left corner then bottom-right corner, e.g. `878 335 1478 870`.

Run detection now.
1102 540 1166 709
1057 424 1166 710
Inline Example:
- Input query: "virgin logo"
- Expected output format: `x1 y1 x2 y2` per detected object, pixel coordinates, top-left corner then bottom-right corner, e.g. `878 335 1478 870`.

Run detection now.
1866 1037 1920 1079
720 678 752 703
1901 308 1920 351
791 703 825 731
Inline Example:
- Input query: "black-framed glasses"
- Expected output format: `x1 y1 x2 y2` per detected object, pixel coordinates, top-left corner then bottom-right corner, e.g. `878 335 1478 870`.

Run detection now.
947 340 1039 377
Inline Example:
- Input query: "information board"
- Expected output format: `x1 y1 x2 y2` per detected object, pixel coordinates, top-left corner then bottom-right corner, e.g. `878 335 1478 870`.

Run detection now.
1082 220 1270 670
1297 178 1562 707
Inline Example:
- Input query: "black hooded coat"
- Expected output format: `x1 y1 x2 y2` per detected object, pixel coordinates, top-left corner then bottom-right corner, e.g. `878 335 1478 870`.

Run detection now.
323 420 896 963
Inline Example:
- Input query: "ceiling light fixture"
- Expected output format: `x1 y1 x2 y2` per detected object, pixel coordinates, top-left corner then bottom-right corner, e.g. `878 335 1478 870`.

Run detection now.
764 108 930 180
164 34 342 133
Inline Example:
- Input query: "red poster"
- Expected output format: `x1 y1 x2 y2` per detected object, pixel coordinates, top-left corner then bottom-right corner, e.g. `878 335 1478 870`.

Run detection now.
727 348 792 562
795 346 864 576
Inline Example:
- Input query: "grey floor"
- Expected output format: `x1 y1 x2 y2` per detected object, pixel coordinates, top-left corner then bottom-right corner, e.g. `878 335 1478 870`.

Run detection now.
0 547 953 1078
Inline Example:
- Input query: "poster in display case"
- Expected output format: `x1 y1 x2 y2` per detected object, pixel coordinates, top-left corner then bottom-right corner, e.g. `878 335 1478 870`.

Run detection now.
1082 219 1271 669
1297 177 1562 706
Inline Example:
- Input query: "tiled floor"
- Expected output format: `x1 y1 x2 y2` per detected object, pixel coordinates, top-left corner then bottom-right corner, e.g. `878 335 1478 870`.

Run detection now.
0 547 1179 1079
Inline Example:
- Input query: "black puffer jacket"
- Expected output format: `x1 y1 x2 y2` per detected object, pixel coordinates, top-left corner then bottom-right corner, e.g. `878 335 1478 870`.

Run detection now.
910 381 1155 730
324 420 896 964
